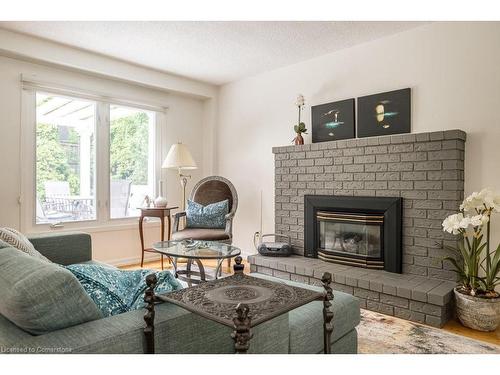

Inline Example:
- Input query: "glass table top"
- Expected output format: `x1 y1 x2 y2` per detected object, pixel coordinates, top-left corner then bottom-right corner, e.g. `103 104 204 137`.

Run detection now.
152 240 241 260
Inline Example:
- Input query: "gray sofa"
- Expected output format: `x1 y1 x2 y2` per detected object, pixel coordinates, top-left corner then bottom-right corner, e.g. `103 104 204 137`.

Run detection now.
0 232 360 354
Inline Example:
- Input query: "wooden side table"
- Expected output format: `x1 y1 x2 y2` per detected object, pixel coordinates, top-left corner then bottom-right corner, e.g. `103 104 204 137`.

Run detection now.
139 207 178 270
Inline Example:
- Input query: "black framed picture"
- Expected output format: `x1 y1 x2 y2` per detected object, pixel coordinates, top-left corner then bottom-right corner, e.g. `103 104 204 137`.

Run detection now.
357 88 411 138
311 98 355 143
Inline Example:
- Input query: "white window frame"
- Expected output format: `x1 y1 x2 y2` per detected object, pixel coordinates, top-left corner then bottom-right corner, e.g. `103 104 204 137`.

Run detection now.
108 104 158 220
20 80 168 233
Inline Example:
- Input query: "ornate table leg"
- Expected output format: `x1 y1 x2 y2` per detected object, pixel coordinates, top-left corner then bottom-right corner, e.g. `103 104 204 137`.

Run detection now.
144 273 158 354
233 255 244 273
231 303 253 354
321 272 334 354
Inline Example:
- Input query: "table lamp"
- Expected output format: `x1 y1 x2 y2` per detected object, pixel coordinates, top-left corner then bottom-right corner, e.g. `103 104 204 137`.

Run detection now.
162 142 197 211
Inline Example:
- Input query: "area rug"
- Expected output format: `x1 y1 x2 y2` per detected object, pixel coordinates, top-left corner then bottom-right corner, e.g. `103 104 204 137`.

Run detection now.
357 309 500 354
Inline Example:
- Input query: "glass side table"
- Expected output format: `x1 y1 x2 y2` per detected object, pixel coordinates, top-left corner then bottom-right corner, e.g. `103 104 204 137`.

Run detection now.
153 240 241 285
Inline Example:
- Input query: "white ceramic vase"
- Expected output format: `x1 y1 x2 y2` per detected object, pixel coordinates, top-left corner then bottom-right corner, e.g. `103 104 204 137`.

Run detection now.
154 180 168 208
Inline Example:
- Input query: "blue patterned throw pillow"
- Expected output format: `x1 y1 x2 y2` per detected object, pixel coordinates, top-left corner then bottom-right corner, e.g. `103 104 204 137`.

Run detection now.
186 199 229 229
65 264 183 317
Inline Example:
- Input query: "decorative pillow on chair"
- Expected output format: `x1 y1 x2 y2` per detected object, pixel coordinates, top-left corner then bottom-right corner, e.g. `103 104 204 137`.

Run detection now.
186 199 229 229
0 227 51 262
65 264 183 317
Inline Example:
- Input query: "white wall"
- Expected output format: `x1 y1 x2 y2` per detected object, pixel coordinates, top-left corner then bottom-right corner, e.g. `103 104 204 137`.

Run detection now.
0 53 212 265
216 22 500 255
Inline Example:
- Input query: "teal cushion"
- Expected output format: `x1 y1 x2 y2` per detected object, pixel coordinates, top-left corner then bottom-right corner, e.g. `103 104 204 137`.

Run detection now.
186 199 229 229
65 264 183 317
0 247 102 335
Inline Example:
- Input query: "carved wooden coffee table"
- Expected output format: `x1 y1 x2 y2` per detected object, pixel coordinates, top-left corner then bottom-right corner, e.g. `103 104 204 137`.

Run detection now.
143 256 334 354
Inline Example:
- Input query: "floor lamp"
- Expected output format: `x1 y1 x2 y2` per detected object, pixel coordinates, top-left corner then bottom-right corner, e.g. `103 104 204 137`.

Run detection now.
162 142 197 212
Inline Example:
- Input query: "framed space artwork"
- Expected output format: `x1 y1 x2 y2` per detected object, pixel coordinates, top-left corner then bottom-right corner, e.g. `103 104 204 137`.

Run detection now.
311 98 355 143
357 88 411 138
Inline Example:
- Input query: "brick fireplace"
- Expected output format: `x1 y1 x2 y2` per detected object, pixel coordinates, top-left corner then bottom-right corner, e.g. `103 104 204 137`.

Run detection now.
248 129 466 327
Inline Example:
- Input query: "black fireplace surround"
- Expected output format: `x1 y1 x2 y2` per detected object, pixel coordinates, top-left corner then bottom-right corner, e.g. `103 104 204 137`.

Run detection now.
304 195 402 273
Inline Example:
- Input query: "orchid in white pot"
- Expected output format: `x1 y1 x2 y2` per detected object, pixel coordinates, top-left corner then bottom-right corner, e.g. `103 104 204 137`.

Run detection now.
442 188 500 331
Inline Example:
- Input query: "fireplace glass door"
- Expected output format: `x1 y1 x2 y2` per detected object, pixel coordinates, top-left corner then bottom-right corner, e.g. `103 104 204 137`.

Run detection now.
317 211 384 269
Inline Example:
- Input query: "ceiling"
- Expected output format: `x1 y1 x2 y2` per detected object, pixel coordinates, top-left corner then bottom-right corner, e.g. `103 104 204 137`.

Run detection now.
0 21 426 85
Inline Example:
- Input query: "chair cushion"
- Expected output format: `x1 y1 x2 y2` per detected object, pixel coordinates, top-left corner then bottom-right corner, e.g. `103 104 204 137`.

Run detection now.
0 247 102 335
0 227 50 262
186 199 228 229
171 228 230 241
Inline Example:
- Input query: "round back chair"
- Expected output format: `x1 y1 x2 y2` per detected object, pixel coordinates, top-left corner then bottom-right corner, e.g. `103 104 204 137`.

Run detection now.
190 176 238 218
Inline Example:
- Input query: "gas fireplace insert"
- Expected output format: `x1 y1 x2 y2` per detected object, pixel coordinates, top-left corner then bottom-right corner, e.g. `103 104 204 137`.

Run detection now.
304 195 402 273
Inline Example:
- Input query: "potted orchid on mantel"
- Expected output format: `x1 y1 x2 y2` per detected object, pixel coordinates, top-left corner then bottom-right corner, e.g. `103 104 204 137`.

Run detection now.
442 188 500 331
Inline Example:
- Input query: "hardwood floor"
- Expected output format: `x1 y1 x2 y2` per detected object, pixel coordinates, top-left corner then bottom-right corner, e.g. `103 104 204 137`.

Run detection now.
119 259 499 346
443 317 499 346
120 258 249 275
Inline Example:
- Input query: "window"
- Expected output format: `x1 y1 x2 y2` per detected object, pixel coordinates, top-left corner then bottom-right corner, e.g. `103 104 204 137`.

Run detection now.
23 86 164 229
35 93 97 224
110 106 156 218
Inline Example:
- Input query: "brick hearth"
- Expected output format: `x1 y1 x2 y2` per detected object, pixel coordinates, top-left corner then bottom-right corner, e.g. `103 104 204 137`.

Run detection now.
249 129 466 327
248 254 455 327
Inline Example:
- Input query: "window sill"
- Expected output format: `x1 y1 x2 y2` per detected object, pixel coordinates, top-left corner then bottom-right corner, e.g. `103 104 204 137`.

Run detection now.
30 218 162 235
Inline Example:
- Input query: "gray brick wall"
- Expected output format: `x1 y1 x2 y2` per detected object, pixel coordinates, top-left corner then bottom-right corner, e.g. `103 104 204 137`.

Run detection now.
273 130 466 281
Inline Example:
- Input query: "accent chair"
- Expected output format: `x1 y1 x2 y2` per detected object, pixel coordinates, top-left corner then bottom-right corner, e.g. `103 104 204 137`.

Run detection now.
171 175 238 267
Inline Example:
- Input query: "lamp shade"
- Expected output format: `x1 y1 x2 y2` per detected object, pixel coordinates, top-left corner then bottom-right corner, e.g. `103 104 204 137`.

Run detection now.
162 142 197 170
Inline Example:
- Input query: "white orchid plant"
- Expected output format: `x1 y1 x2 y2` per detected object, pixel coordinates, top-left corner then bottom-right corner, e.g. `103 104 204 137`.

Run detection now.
442 188 500 298
293 94 307 136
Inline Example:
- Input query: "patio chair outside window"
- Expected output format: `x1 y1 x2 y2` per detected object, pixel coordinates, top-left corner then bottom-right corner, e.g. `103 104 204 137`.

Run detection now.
43 180 94 222
36 198 73 224
110 180 132 219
